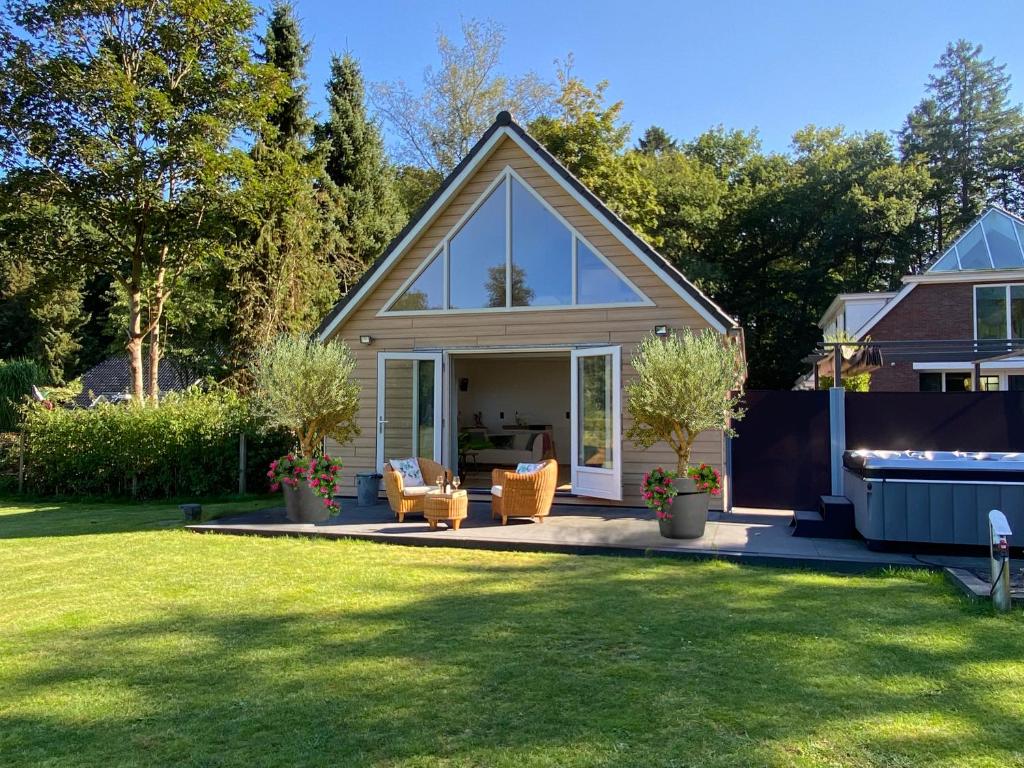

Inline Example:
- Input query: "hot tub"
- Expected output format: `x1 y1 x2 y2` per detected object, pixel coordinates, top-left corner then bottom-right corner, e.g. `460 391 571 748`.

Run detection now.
843 450 1024 548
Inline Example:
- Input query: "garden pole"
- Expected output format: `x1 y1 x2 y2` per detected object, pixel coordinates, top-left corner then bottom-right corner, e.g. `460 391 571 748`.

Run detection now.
829 387 846 496
238 433 247 495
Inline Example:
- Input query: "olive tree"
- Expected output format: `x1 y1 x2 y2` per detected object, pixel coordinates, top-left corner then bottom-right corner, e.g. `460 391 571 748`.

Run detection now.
626 329 746 474
252 335 360 459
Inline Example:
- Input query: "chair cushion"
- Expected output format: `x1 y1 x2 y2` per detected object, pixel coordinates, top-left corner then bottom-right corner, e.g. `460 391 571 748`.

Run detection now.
402 485 432 497
515 462 544 474
390 457 425 486
490 484 503 497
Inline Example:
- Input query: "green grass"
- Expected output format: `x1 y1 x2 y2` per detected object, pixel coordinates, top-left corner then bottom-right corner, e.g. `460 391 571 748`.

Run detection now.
1 498 1023 767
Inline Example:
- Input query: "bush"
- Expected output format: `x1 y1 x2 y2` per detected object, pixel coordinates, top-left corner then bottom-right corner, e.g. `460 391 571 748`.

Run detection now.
819 373 870 392
21 388 292 499
0 358 45 432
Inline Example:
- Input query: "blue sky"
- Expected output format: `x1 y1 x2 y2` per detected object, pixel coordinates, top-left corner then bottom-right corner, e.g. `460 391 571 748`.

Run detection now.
286 0 1024 156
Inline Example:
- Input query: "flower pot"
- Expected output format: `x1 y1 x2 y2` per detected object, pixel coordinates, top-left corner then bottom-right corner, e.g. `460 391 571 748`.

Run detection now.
657 477 710 539
283 481 331 523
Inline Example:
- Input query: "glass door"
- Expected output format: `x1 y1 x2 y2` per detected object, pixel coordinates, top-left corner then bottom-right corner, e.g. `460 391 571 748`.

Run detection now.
376 352 443 472
571 346 622 500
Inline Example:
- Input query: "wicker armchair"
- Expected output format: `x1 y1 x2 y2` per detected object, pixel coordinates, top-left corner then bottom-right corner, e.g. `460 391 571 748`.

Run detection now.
383 458 451 522
490 459 558 525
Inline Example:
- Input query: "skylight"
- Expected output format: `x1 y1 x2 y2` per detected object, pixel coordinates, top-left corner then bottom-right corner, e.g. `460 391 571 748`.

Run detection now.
927 208 1024 273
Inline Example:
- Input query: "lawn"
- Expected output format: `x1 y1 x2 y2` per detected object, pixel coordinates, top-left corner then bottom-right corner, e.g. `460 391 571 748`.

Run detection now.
1 498 1023 767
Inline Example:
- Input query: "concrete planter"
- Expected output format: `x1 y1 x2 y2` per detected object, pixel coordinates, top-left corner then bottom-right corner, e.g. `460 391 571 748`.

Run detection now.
657 476 710 539
283 481 331 523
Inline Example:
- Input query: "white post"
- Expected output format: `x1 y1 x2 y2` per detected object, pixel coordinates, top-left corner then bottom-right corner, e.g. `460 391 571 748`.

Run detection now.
829 387 846 496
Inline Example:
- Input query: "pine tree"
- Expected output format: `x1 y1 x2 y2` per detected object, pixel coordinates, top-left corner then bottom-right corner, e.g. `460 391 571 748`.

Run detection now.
637 125 678 156
900 40 1024 253
316 53 403 289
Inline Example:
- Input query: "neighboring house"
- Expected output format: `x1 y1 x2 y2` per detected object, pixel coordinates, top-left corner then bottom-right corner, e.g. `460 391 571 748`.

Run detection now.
316 111 741 506
74 355 196 407
811 206 1024 392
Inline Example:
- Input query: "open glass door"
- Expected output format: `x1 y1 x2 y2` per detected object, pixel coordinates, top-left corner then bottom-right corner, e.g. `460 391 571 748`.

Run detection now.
376 352 443 472
571 346 622 500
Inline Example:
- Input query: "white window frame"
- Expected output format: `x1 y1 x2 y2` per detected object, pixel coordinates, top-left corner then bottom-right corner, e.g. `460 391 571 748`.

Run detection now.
973 283 1024 340
379 166 653 317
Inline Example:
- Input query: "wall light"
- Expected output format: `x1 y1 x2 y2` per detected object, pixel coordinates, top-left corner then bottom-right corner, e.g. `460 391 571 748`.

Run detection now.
653 325 669 338
359 335 373 345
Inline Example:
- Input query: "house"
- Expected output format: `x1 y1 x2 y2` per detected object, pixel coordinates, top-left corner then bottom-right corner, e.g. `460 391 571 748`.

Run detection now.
316 111 741 506
809 207 1024 392
73 355 196 407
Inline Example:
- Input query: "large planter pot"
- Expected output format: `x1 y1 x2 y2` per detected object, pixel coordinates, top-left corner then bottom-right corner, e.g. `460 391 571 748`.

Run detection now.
657 477 710 539
283 481 331 523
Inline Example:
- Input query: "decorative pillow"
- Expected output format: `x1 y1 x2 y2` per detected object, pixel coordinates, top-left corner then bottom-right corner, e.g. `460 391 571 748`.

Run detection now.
390 457 425 486
515 462 544 474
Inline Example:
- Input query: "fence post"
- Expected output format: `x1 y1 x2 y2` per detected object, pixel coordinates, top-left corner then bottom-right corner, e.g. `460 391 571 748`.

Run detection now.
17 432 25 494
829 387 846 496
238 433 247 496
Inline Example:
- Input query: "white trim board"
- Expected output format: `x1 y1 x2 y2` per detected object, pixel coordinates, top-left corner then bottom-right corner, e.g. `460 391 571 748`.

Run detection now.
318 125 730 339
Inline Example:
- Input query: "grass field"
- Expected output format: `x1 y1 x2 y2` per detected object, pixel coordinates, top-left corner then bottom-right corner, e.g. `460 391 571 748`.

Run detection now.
2 497 1023 767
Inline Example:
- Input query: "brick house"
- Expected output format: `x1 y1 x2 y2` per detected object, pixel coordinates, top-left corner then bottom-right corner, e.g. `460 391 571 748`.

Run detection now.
814 206 1024 392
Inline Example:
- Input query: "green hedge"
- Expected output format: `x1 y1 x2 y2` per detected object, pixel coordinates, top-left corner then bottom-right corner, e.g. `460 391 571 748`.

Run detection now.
0 358 44 432
21 389 293 499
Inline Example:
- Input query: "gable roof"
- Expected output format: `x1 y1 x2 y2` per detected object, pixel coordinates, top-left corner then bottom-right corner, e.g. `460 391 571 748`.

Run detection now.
316 111 737 338
74 355 196 407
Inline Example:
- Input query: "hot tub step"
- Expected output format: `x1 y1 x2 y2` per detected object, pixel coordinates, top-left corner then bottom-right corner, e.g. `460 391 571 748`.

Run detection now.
791 496 856 539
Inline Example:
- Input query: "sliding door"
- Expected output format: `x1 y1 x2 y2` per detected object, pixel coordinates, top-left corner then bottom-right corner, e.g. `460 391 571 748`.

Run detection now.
376 352 443 472
571 346 622 500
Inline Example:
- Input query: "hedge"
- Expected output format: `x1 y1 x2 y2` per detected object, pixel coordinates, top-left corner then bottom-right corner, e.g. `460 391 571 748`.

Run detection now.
21 389 293 499
0 358 44 432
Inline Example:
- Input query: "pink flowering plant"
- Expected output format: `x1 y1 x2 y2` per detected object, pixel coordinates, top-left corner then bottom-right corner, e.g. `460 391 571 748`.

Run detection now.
641 467 678 519
268 453 343 513
688 463 722 496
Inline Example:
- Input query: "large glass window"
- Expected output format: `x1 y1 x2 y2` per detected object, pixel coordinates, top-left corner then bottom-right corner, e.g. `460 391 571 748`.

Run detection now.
578 355 613 468
448 183 507 309
1012 286 1024 339
918 372 942 392
984 212 1024 269
976 286 1008 339
511 178 571 306
385 170 648 313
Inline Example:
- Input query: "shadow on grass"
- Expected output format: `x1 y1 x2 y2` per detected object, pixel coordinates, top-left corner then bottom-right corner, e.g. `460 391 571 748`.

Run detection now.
2 546 1023 767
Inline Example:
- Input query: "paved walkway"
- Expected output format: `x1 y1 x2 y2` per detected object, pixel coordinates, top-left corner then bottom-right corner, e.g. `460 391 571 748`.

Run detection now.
188 500 992 573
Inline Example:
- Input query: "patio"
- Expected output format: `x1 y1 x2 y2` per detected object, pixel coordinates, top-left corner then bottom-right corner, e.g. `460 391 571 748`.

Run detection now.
187 499 986 573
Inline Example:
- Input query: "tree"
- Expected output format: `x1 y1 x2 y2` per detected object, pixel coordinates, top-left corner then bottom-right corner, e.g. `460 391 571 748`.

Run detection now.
484 264 532 307
226 2 336 379
316 53 403 287
530 63 662 242
637 125 677 155
372 18 552 174
394 165 443 218
252 335 361 460
626 330 746 473
0 0 271 402
899 40 1024 254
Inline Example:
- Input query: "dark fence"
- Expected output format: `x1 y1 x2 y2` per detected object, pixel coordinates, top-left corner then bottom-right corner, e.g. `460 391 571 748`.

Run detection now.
731 390 831 510
846 391 1024 452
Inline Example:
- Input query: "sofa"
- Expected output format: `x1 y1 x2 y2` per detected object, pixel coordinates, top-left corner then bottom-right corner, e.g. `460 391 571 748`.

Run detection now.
461 427 553 466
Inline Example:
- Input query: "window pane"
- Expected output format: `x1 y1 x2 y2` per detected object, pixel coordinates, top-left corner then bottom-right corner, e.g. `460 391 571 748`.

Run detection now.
929 247 961 272
578 355 613 468
1009 375 1024 391
510 178 571 306
1012 286 1024 339
391 252 444 311
983 212 1024 268
945 373 971 392
918 372 942 392
449 183 507 309
957 224 992 269
576 240 643 305
416 360 435 459
979 375 1000 392
976 286 1007 339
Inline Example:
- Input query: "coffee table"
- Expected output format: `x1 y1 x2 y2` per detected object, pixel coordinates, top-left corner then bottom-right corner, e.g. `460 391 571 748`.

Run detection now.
423 489 468 531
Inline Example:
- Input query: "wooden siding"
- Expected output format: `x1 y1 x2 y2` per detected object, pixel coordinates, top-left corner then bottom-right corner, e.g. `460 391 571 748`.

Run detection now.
324 135 723 507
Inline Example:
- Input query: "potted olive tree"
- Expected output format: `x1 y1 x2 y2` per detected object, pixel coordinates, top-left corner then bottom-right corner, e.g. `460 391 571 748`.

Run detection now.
253 335 361 523
627 329 746 539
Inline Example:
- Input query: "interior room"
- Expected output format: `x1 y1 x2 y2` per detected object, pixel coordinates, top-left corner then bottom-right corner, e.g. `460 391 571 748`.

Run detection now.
453 352 571 490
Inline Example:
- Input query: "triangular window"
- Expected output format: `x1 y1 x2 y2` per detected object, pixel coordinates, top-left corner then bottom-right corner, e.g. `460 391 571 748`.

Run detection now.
927 208 1024 273
577 240 645 304
391 250 444 311
384 168 649 313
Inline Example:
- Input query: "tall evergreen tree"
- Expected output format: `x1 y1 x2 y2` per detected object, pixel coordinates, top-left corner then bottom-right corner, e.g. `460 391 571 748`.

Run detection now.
316 53 403 290
900 40 1024 254
637 125 678 156
227 2 336 378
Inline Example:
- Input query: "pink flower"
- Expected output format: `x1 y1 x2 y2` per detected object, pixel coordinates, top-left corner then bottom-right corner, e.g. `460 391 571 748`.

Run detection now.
270 483 280 492
266 470 274 478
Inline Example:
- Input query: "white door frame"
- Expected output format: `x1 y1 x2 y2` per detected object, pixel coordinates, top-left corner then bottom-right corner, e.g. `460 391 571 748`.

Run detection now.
376 351 443 472
571 345 623 500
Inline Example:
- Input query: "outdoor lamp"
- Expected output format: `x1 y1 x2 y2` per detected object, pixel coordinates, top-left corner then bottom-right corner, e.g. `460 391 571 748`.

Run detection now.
654 325 669 337
359 335 373 345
